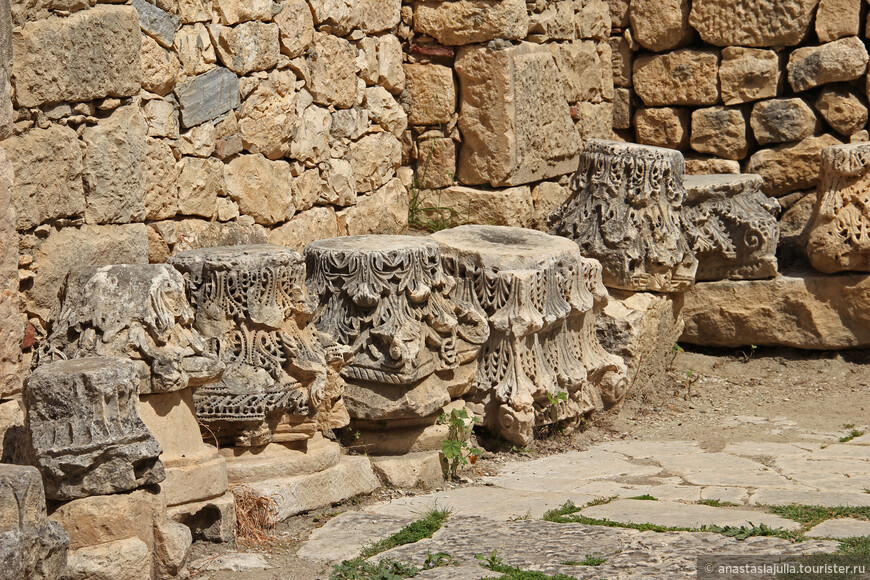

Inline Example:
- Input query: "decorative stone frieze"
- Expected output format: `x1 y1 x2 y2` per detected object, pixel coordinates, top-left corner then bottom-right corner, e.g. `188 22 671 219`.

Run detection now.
806 143 870 273
683 174 781 281
550 139 698 293
305 236 490 429
431 226 628 446
169 245 349 447
38 264 223 394
0 464 69 580
24 357 165 501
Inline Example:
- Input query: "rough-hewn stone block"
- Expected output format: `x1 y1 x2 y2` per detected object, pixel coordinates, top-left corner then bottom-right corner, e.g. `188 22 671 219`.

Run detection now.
746 134 843 196
414 0 528 45
132 0 179 48
719 48 780 105
630 0 692 52
750 98 818 145
174 67 240 128
815 0 861 42
689 0 819 47
0 149 19 399
815 87 868 137
633 50 720 107
635 107 690 150
787 37 868 93
403 64 455 126
690 107 749 160
12 5 142 107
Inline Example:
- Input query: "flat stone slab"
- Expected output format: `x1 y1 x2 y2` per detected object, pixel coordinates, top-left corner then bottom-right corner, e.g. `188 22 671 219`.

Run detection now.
200 553 270 572
723 442 815 458
750 488 870 508
573 481 702 502
373 516 835 579
595 440 703 459
483 450 663 492
812 444 870 460
297 512 416 564
654 453 793 488
773 457 870 493
579 499 801 531
806 518 870 539
368 486 599 522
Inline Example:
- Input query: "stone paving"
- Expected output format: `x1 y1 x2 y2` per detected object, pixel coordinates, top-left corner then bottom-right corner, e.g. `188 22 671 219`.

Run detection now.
297 433 870 578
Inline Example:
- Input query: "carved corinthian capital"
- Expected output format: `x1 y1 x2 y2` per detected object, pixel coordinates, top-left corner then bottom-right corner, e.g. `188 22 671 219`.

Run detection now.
432 226 628 446
550 139 698 292
170 245 350 447
807 142 870 273
305 236 489 424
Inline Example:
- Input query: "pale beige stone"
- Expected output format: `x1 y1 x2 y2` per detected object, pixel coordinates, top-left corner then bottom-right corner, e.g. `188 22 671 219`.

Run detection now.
320 159 356 206
154 0 210 24
630 0 692 52
348 133 402 193
815 87 868 137
222 434 339 483
576 0 611 40
238 70 297 160
12 5 142 108
356 36 379 85
142 96 180 139
25 223 149 324
49 489 160 550
293 168 322 212
3 125 85 231
682 272 870 348
549 40 612 104
154 219 268 257
371 452 444 489
633 50 720 107
815 0 861 42
788 37 869 93
377 35 405 94
691 107 749 160
746 134 843 195
689 0 819 47
634 107 690 150
178 122 216 157
166 492 235 543
64 536 152 580
0 149 19 398
719 47 780 105
216 197 240 221
581 499 799 530
174 23 216 75
607 0 629 27
750 98 818 145
528 1 575 41
307 33 357 109
307 0 401 35
154 522 192 579
337 177 408 235
414 0 529 45
140 35 180 96
612 88 633 130
213 21 280 75
177 157 222 218
455 42 580 187
404 64 456 126
144 138 179 221
575 101 614 141
214 0 271 25
225 154 295 225
684 156 741 174
81 105 148 225
610 33 632 88
268 207 340 252
290 104 332 163
417 138 456 189
529 181 568 230
364 86 407 136
416 185 533 228
276 0 315 58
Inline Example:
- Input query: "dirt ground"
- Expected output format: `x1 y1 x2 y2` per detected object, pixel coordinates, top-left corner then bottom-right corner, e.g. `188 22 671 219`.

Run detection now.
188 346 870 579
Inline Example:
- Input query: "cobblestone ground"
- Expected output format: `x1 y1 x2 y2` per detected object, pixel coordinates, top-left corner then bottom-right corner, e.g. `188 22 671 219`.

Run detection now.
189 349 870 579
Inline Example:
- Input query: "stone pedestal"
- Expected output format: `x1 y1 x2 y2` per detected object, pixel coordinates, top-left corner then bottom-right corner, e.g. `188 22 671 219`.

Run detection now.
550 139 698 292
806 142 870 273
169 245 349 447
431 225 628 446
683 174 781 281
24 357 165 501
0 464 69 580
305 236 489 431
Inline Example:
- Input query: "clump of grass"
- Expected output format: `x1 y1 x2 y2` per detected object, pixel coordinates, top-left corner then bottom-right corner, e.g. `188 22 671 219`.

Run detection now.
562 554 607 566
359 506 451 558
476 550 577 579
768 505 870 527
839 429 865 443
839 536 870 556
627 494 658 501
330 558 421 579
698 499 738 507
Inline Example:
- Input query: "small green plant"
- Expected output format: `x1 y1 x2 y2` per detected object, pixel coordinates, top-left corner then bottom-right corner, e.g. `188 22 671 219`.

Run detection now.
627 494 658 501
438 408 482 479
739 344 758 363
422 550 453 570
840 429 865 443
545 391 569 405
329 558 420 579
562 554 607 566
697 499 738 507
408 141 460 232
768 505 870 528
359 506 451 558
475 550 577 579
839 536 870 555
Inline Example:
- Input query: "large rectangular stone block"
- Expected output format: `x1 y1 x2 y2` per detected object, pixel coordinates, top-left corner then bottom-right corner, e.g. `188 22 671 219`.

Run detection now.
414 0 528 45
12 5 142 107
455 42 580 187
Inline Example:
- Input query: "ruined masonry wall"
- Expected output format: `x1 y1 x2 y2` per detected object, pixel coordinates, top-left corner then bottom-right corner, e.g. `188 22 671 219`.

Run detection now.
0 0 614 397
607 0 869 234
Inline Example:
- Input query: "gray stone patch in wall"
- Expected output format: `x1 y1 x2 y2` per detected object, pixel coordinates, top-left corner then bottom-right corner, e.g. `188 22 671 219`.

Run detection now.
175 67 240 128
132 0 179 49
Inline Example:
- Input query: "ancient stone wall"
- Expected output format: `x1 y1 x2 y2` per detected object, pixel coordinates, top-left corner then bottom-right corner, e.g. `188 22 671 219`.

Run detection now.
608 0 868 219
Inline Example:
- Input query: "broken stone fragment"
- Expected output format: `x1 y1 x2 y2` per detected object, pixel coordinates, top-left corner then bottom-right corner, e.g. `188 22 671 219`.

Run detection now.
174 67 240 129
787 37 869 93
24 357 165 501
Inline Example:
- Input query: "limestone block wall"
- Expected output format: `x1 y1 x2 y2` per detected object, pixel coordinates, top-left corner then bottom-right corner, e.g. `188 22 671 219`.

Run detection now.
607 0 869 241
404 0 614 231
0 0 414 388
